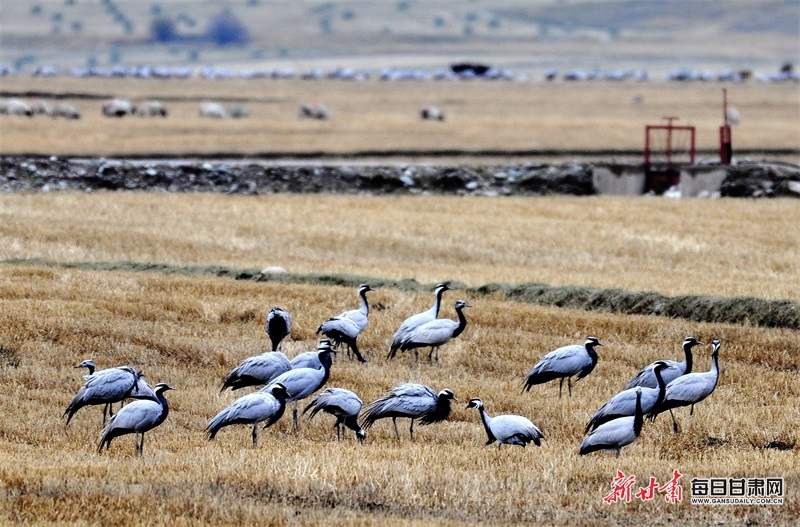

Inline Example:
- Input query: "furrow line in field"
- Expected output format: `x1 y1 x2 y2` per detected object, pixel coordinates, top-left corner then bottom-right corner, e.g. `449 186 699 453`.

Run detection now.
4 258 799 331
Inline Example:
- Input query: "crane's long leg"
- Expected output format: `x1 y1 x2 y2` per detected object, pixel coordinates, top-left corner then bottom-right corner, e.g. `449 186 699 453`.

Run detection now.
350 341 367 363
409 419 415 441
690 404 695 415
558 378 564 398
669 409 679 433
252 423 259 445
293 401 299 431
392 417 400 440
136 432 144 457
568 377 573 397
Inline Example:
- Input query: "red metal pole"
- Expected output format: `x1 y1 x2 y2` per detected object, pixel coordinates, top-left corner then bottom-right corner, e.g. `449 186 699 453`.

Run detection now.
720 88 732 164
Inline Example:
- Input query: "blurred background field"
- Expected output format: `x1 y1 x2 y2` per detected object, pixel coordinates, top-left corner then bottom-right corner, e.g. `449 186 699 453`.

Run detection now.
1 0 797 79
1 77 798 160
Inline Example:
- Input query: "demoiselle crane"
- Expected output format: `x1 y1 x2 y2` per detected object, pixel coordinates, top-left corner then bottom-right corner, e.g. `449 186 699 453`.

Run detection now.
74 359 157 420
265 307 291 352
206 383 291 445
316 283 373 363
262 340 334 430
290 339 335 370
626 336 702 389
398 300 470 364
219 350 291 392
465 398 544 448
647 339 722 433
585 360 669 433
387 282 451 360
98 382 175 457
579 387 644 458
65 364 151 426
303 387 366 441
523 337 602 397
360 383 456 441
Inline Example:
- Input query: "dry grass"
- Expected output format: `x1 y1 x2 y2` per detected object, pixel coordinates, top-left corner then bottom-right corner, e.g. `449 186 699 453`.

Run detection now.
1 193 798 301
0 77 798 157
0 194 798 525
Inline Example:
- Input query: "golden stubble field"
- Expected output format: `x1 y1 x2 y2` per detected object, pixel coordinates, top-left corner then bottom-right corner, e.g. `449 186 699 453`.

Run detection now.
0 194 798 526
1 76 798 158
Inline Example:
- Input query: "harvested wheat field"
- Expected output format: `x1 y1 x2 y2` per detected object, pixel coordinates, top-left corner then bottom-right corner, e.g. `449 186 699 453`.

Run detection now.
0 193 798 526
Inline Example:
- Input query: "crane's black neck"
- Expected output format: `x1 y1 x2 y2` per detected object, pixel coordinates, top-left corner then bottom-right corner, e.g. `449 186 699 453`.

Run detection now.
433 288 446 318
359 289 370 316
683 342 694 374
319 351 333 385
710 350 720 387
343 414 362 433
477 407 497 444
421 396 453 425
653 367 667 408
452 306 468 339
154 389 171 424
586 344 599 367
85 364 95 375
633 391 643 437
271 389 289 406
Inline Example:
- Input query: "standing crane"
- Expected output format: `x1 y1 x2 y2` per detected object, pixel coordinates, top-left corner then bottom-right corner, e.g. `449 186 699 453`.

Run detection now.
262 341 334 430
585 360 670 433
65 364 151 426
360 383 456 441
98 382 175 457
626 336 702 389
647 339 722 433
523 337 602 397
265 307 291 352
580 387 644 458
398 300 470 364
206 383 291 446
387 282 451 360
316 284 373 363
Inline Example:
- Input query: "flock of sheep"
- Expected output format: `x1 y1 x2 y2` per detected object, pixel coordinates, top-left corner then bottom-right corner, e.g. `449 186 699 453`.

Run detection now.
63 283 721 458
0 97 445 122
0 98 81 119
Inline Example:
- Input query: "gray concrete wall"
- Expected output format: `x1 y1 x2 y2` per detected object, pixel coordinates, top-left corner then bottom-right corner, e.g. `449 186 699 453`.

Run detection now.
679 167 727 197
593 163 729 197
592 165 646 195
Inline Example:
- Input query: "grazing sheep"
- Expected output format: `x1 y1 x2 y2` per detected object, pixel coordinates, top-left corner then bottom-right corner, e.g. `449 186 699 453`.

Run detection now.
420 105 445 121
51 102 81 119
29 98 52 116
102 98 135 117
299 102 331 120
199 101 229 119
1 99 33 117
137 100 168 117
228 105 249 118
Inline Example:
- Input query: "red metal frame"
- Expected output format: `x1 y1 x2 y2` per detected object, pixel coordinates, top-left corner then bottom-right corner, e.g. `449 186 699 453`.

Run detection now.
644 117 696 169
